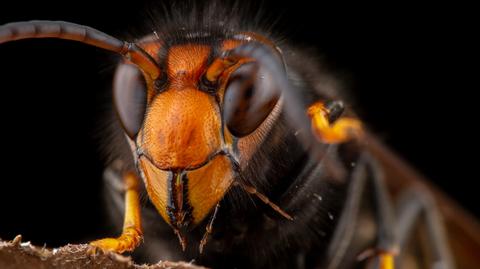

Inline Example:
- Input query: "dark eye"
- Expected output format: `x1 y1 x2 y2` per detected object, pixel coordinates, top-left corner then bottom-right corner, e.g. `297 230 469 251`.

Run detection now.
223 62 279 137
113 63 148 139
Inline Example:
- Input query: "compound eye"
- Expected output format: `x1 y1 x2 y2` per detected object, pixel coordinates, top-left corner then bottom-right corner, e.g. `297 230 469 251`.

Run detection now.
113 63 148 139
223 62 279 137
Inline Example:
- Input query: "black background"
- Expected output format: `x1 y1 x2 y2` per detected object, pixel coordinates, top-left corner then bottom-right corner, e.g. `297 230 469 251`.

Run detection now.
0 1 477 248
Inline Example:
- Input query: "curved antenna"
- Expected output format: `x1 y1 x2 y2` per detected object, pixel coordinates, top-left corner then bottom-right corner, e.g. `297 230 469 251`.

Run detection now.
0 20 161 80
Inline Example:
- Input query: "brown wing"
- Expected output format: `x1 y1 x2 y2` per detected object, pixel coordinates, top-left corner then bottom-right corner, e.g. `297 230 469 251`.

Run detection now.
364 132 480 268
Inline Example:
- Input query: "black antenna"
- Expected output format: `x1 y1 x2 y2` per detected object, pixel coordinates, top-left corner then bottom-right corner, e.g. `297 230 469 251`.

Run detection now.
0 20 161 80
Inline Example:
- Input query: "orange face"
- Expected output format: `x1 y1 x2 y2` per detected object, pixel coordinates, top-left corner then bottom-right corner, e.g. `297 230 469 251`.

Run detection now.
126 36 282 241
131 38 244 233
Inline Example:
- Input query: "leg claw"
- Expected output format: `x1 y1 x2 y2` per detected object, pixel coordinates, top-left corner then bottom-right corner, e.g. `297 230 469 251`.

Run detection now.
89 229 142 254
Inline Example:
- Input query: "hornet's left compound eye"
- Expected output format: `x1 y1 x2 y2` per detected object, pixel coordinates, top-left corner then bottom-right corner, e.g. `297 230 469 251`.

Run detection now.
113 63 148 139
223 62 280 137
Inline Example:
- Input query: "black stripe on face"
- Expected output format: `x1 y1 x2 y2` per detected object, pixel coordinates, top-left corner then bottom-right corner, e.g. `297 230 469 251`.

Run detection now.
167 171 194 229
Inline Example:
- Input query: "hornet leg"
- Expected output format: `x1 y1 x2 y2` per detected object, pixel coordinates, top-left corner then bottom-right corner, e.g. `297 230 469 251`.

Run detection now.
306 99 394 268
395 188 455 269
90 171 143 253
326 154 398 269
307 100 363 144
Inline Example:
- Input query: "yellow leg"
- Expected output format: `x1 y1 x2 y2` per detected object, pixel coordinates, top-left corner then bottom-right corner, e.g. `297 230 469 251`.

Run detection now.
307 101 363 144
378 252 395 269
359 249 396 269
90 171 143 253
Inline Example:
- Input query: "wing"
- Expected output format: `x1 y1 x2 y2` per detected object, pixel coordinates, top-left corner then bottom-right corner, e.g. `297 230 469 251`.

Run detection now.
364 132 480 268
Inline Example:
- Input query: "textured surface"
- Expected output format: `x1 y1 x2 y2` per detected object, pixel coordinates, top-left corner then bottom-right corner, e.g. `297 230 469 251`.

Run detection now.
0 235 205 269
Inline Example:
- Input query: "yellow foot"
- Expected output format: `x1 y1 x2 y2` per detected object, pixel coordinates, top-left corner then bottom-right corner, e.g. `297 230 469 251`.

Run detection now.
89 227 142 254
307 101 363 144
358 249 397 269
378 252 395 269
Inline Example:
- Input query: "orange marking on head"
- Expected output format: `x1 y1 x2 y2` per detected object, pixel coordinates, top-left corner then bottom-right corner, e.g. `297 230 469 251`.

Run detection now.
222 39 245 51
139 153 234 227
135 39 282 230
139 156 171 224
128 38 163 101
136 44 223 170
205 58 233 82
138 41 162 61
139 88 222 170
187 155 234 224
167 44 211 83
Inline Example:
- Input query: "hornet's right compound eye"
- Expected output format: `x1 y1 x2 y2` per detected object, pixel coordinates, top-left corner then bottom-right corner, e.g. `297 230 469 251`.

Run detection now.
113 63 148 139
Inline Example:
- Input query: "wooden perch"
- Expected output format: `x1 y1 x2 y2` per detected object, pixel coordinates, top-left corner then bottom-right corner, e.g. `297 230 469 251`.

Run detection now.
0 235 206 269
